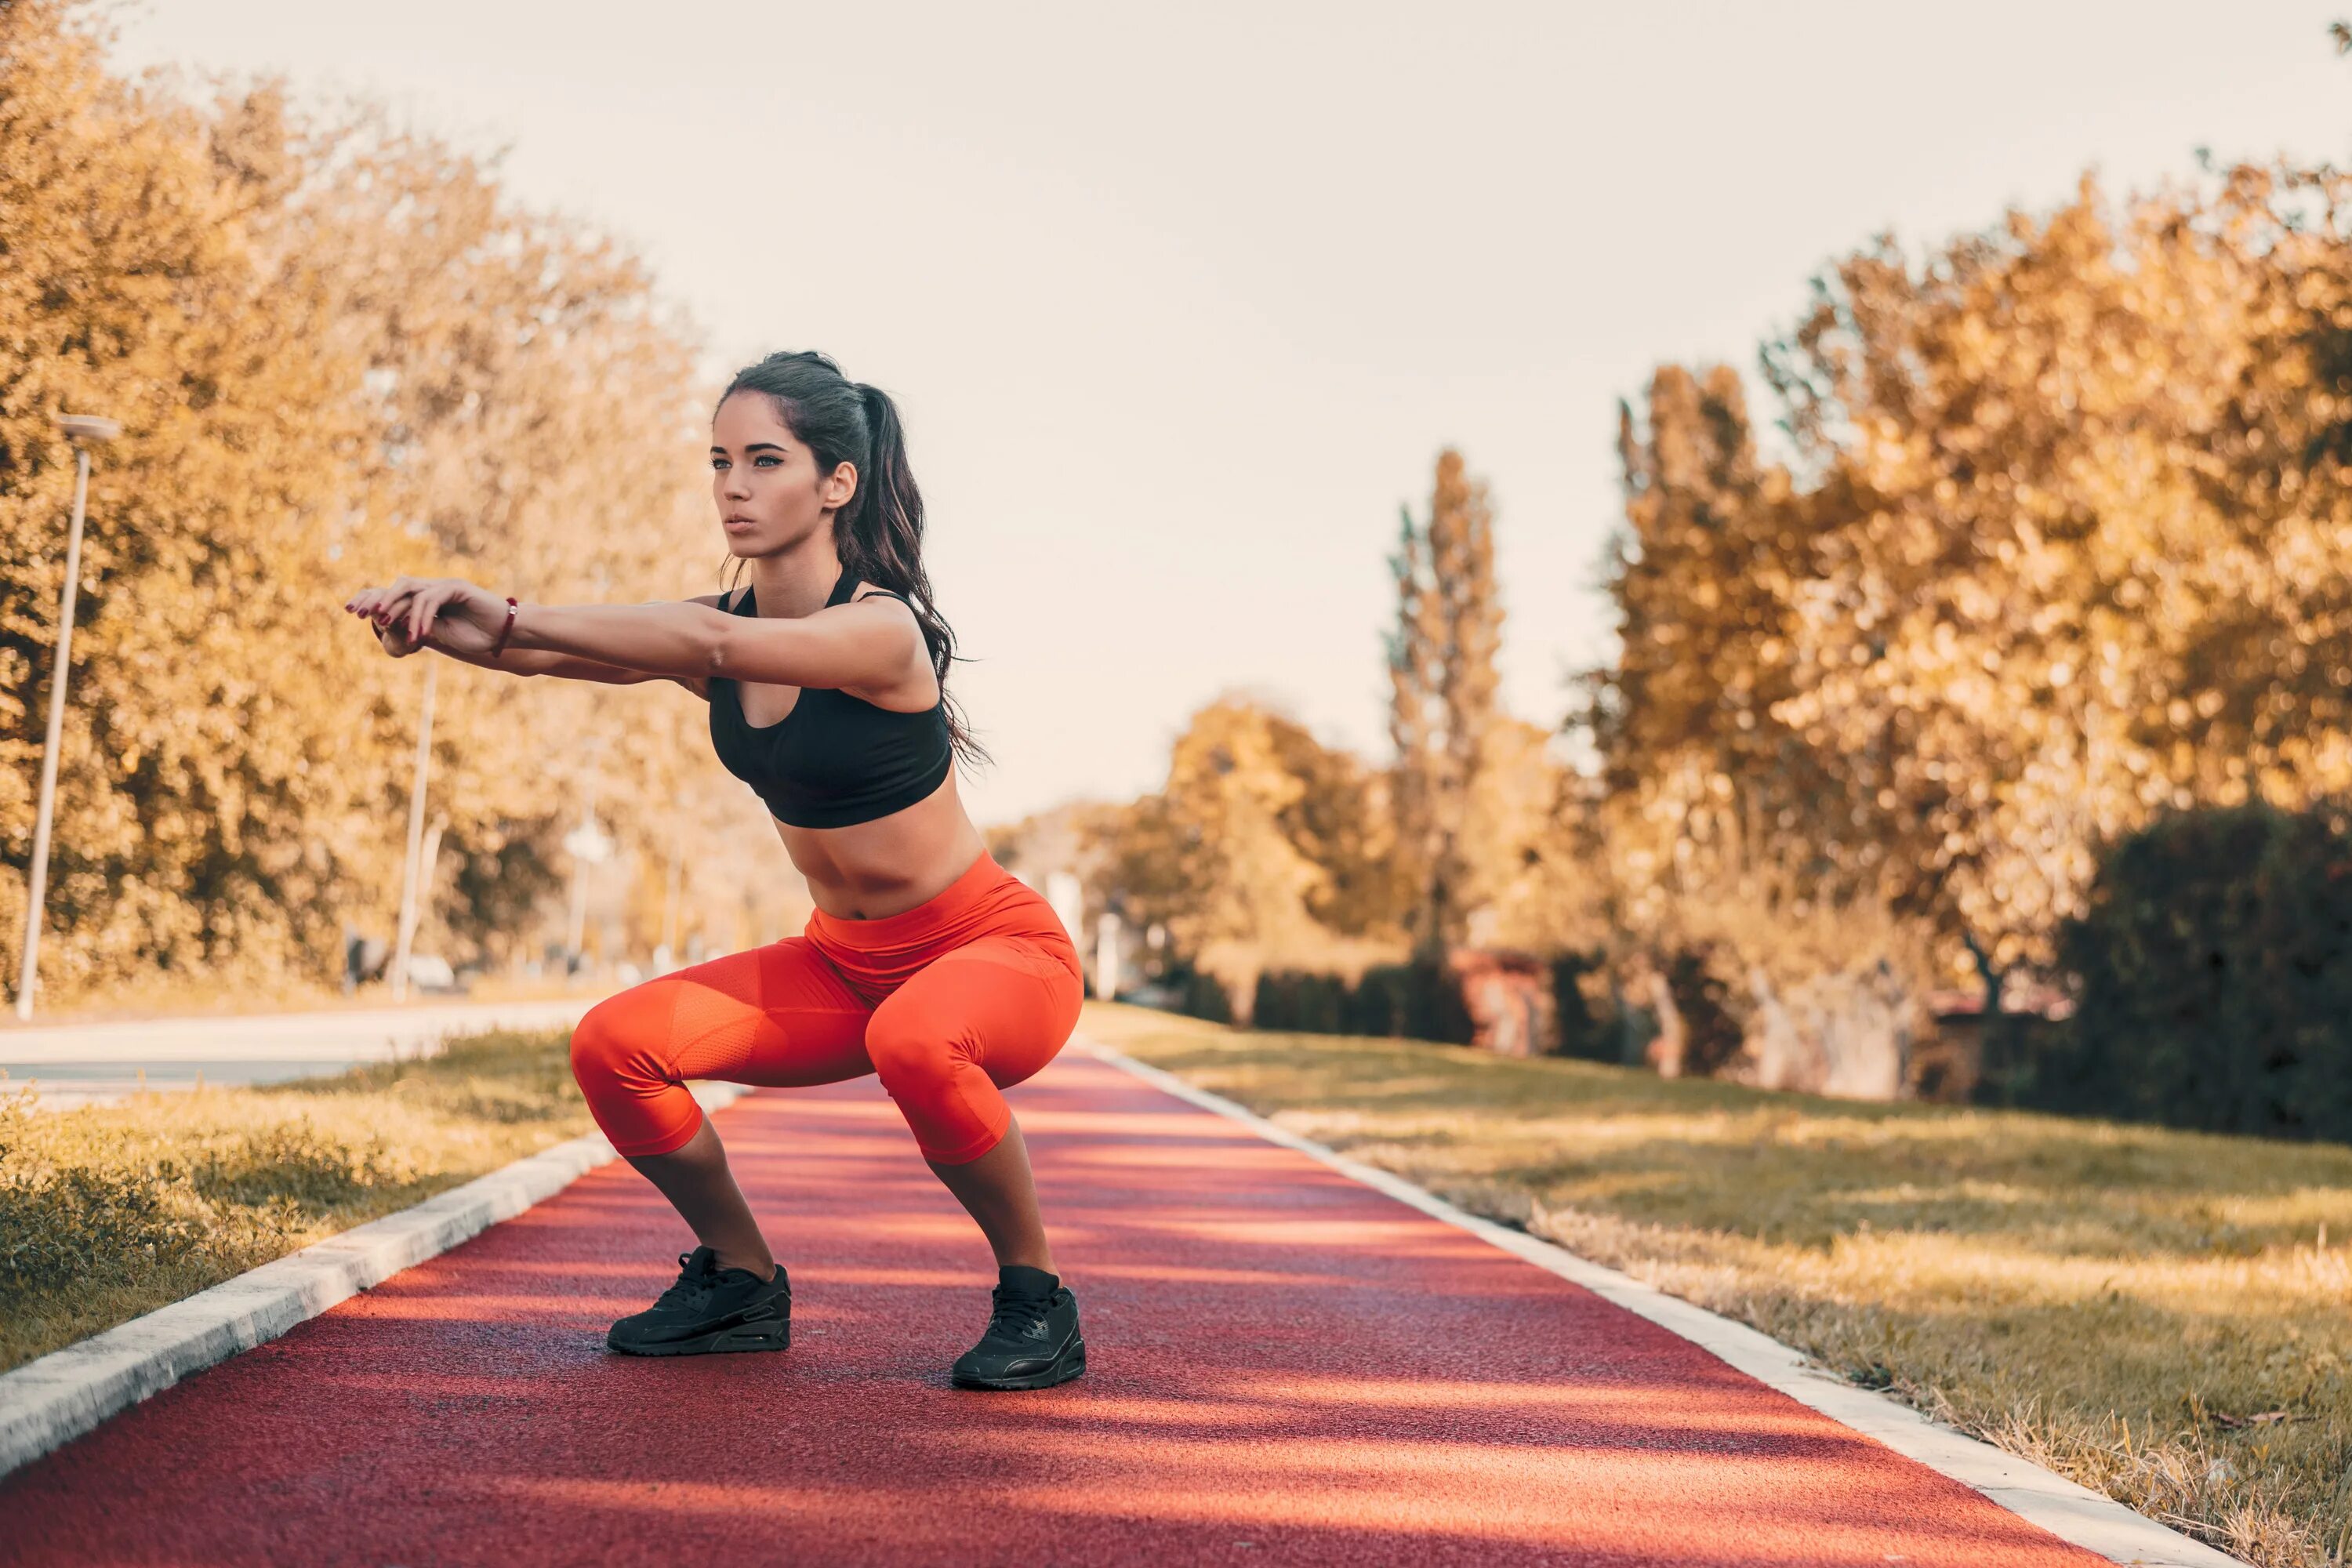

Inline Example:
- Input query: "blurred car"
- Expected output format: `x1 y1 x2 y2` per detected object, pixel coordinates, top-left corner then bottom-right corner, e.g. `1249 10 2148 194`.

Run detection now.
402 953 463 994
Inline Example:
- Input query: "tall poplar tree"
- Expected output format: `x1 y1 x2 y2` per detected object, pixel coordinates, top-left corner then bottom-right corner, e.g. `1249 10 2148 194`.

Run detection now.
1387 449 1504 953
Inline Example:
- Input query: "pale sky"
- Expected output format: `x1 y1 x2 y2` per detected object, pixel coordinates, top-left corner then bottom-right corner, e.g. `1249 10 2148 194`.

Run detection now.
109 2 2352 827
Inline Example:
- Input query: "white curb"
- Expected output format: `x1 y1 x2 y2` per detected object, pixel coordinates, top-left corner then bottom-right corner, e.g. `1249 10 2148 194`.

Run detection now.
0 1082 745 1482
1086 1040 2245 1568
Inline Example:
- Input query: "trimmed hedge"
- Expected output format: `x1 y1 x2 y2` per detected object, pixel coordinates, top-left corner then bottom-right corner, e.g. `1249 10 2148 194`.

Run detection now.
2042 802 2352 1142
1251 960 1473 1044
1156 964 1234 1025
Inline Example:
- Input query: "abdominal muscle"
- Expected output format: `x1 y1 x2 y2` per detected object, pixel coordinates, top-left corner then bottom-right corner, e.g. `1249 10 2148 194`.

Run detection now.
773 768 990 921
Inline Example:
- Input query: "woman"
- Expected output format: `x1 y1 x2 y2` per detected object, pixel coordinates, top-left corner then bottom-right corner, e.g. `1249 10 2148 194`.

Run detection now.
342 350 1086 1391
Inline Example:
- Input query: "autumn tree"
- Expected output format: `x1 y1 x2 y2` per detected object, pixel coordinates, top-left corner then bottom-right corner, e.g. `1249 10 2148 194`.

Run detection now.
1759 182 2272 998
1095 697 1400 1013
0 0 728 1002
294 112 713 973
1588 167 2352 1031
0 4 390 993
1388 449 1506 953
1465 714 1587 953
1586 365 1851 932
2165 160 2352 815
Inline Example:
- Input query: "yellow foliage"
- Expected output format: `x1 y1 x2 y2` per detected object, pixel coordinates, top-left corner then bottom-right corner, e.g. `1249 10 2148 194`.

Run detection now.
1596 169 2352 989
0 1 737 1001
1097 696 1410 1007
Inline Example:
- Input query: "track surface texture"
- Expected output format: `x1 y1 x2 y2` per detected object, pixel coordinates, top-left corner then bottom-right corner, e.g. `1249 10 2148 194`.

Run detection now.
1 1051 2111 1568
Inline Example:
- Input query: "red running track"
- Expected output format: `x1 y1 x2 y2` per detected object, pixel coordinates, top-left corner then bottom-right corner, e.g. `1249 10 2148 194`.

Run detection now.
2 1051 2110 1568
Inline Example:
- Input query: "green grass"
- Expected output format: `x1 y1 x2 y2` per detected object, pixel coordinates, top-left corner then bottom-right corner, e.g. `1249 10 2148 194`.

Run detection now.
0 1029 592 1373
1083 1002 2352 1568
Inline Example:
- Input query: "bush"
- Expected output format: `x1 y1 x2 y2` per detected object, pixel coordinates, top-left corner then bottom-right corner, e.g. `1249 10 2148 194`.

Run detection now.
1158 964 1232 1024
1663 945 1748 1079
189 1124 402 1213
1358 961 1457 1043
1550 951 1620 1062
1339 964 1411 1036
0 1164 209 1300
1251 971 1347 1033
1248 959 1472 1045
2050 802 2352 1142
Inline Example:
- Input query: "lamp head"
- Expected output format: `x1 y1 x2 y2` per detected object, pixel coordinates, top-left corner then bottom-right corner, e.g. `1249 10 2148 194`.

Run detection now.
55 414 122 442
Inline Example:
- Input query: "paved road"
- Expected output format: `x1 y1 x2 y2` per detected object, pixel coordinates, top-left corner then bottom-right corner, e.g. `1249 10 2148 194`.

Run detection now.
0 1051 2109 1566
0 997 601 1109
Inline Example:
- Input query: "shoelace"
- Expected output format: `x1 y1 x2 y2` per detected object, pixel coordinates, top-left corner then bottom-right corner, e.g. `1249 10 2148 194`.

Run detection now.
984 1287 1054 1342
652 1252 720 1312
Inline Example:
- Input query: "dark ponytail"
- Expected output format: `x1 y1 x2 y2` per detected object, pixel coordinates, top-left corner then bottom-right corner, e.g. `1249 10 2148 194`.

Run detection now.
717 350 988 769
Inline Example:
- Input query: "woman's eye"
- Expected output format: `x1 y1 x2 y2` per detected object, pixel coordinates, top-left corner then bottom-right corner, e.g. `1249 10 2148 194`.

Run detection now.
753 456 780 467
710 458 729 470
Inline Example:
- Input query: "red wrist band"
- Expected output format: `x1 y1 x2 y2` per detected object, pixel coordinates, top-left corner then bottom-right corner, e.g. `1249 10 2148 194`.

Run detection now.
490 596 519 658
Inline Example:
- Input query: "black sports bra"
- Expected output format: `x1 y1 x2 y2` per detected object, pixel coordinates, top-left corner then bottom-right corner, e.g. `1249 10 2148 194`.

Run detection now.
706 572 955 829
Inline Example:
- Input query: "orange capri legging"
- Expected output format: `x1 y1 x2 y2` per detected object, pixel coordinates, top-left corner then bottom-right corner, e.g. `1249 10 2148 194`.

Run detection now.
568 852 1083 1164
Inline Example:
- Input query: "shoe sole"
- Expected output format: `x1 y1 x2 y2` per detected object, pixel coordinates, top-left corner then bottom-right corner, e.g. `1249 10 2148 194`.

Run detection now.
606 1318 791 1357
951 1335 1086 1391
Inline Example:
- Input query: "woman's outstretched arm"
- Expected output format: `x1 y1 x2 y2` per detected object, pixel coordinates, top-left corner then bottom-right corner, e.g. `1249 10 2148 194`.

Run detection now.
346 584 720 694
355 575 925 695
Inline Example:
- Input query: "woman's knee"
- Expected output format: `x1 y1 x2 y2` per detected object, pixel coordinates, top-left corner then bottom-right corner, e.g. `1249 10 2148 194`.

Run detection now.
568 982 715 1157
864 1013 967 1098
864 1015 1007 1163
568 985 677 1098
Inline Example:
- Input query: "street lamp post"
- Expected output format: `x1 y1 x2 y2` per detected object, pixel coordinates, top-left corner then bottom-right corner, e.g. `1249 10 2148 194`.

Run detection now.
561 737 611 975
389 660 437 1004
16 413 122 1021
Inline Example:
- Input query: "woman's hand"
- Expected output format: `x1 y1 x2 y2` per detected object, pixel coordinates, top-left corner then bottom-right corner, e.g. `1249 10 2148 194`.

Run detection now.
344 577 507 658
373 618 421 659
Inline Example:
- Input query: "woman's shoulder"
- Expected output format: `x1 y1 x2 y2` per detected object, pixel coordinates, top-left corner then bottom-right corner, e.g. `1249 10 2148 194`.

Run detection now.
840 583 940 712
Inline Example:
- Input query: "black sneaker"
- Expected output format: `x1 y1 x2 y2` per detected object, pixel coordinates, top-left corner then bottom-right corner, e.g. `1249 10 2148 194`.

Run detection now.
605 1247 790 1356
951 1267 1085 1390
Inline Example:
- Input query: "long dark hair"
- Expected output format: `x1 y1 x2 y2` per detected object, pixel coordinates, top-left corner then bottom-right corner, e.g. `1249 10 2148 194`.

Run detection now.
717 350 986 768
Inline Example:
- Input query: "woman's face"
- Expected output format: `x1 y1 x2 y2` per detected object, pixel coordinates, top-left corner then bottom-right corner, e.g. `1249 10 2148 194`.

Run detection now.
710 392 858 557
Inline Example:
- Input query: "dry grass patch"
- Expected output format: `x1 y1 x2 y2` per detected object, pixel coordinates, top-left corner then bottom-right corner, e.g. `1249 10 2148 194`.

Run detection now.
1083 1002 2352 1568
0 1029 592 1373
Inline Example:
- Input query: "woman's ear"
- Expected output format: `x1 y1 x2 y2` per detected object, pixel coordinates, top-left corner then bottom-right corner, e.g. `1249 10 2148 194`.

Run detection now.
824 460 859 514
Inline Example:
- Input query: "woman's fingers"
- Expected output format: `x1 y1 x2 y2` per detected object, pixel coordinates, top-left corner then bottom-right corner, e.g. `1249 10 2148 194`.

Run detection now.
406 583 457 644
346 579 469 648
348 590 412 657
345 583 421 648
375 583 423 631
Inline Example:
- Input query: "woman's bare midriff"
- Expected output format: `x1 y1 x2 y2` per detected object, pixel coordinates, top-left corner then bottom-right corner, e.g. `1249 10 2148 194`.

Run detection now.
775 768 990 920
